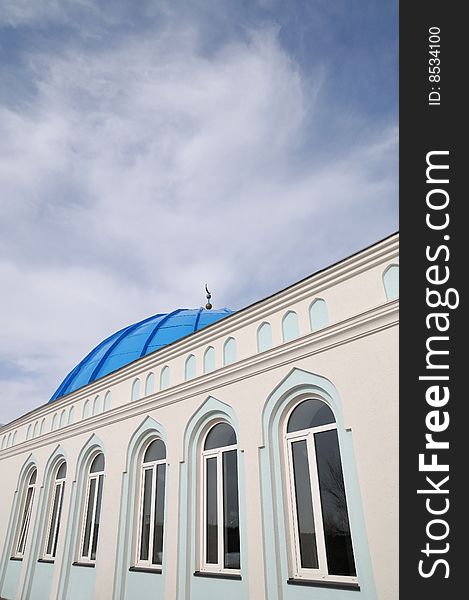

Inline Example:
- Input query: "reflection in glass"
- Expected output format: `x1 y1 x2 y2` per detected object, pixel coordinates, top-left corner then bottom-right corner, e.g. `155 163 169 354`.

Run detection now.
204 423 236 450
52 481 65 557
82 477 96 556
287 399 335 433
140 469 152 561
315 430 356 576
46 474 66 558
144 439 166 463
91 475 103 560
291 440 318 569
206 457 218 564
17 484 35 555
90 453 105 473
152 464 166 564
57 462 67 479
223 450 240 569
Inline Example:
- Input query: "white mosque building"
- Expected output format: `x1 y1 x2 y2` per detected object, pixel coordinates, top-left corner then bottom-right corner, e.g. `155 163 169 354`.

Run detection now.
0 233 399 600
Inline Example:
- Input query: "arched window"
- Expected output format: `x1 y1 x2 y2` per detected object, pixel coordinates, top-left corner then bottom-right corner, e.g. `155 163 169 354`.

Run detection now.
309 299 329 331
160 366 170 390
282 311 299 342
79 453 105 563
103 391 112 412
285 399 356 581
92 395 101 416
185 355 196 381
14 468 37 558
83 400 90 419
132 379 141 401
201 423 240 572
223 338 237 366
51 414 58 431
1 435 6 450
12 431 17 446
257 322 273 352
145 372 155 396
40 419 46 435
43 462 67 560
33 421 39 438
68 406 75 425
26 424 32 440
203 346 216 374
59 410 66 428
383 264 399 300
136 439 167 569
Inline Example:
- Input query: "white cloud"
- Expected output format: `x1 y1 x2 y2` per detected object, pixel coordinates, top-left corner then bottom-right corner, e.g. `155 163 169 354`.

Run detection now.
0 0 93 27
0 24 397 423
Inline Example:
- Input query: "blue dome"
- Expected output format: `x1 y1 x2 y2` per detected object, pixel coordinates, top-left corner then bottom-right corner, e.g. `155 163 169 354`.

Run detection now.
50 308 233 401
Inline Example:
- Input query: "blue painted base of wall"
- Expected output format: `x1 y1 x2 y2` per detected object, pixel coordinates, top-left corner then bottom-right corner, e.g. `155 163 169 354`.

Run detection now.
1 560 22 600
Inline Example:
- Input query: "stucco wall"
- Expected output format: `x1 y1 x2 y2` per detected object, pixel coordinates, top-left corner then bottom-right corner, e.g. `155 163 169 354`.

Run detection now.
0 234 399 600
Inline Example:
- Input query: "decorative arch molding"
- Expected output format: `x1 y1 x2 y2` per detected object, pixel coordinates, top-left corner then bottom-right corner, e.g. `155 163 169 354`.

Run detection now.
0 454 37 595
113 416 168 600
176 396 249 600
56 435 105 600
259 367 378 600
261 368 342 448
383 263 399 300
20 446 68 600
309 297 329 331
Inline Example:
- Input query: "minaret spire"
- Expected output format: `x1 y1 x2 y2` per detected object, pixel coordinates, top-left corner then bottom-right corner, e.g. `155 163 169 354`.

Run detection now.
205 284 212 310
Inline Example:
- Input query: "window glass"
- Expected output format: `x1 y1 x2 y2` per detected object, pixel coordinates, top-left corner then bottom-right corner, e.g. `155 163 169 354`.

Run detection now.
223 450 240 569
57 462 67 479
204 423 237 450
152 464 166 564
90 453 105 473
137 439 166 567
202 423 240 572
144 439 166 463
291 440 318 569
315 430 356 576
285 399 356 581
206 457 218 564
287 399 335 432
139 469 152 561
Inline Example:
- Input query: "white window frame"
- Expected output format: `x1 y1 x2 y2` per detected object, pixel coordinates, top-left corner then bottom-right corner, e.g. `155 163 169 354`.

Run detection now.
284 403 357 585
78 455 104 564
135 441 166 569
199 423 240 574
13 469 37 558
42 463 66 560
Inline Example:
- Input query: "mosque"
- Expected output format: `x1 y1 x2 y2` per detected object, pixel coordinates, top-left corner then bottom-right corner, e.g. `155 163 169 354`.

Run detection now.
0 233 399 600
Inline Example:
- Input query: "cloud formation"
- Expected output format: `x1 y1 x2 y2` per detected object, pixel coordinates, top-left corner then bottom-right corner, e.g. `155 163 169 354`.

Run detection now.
0 2 397 423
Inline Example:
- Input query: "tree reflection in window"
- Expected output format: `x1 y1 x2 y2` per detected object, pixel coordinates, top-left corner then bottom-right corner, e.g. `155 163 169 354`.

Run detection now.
286 399 356 580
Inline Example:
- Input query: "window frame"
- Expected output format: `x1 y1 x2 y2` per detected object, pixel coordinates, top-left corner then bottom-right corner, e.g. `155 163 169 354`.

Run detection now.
283 399 357 585
13 468 37 559
42 462 67 561
135 439 167 570
78 453 105 564
199 421 241 575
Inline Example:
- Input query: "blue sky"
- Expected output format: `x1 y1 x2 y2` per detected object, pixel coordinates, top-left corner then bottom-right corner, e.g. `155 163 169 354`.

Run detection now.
0 0 397 424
